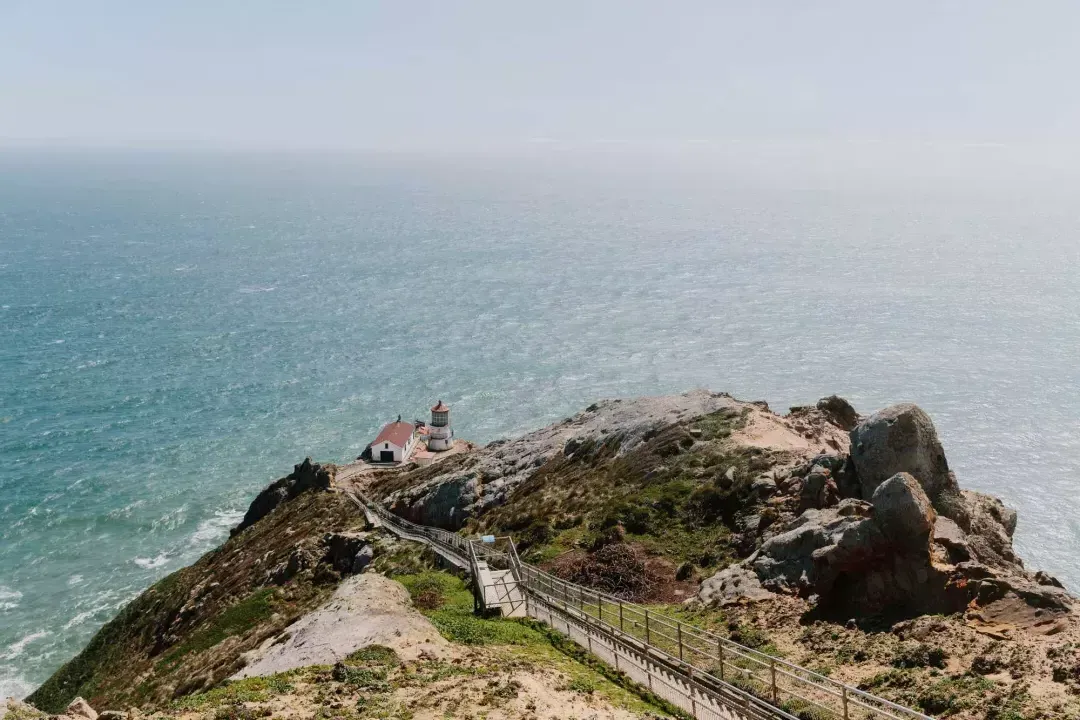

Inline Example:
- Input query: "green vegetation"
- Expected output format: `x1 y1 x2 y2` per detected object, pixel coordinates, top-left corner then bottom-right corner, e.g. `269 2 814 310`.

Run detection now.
3 703 47 720
390 569 681 717
471 408 774 598
156 588 279 672
891 641 948 669
861 669 999 716
395 571 545 646
168 673 297 711
27 489 362 712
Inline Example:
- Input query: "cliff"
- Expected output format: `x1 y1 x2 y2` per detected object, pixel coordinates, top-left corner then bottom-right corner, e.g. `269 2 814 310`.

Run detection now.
24 390 1080 720
27 461 366 712
358 390 1079 718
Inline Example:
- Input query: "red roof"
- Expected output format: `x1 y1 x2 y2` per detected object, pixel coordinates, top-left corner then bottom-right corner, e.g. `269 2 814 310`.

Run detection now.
374 421 415 448
431 401 450 412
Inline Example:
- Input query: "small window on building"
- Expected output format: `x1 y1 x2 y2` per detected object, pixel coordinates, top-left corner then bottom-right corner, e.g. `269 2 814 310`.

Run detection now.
385 443 389 449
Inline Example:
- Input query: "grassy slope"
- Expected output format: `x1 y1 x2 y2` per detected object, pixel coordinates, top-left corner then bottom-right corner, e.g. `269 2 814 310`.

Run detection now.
452 408 1076 719
135 567 682 720
28 490 366 713
471 408 782 590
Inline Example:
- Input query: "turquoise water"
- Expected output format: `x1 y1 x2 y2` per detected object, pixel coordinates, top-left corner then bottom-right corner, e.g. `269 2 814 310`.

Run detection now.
2 151 1079 697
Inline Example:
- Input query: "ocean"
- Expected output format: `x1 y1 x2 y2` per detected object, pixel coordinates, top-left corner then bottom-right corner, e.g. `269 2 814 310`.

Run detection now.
1 149 1078 697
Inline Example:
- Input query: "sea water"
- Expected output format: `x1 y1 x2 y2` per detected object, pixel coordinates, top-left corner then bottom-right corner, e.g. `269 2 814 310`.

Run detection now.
1 150 1078 697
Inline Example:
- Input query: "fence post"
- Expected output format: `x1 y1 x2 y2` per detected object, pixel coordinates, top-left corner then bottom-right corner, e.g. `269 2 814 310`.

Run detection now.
717 640 724 681
645 609 651 644
619 602 624 632
677 622 684 662
842 686 849 720
598 594 603 622
770 658 778 703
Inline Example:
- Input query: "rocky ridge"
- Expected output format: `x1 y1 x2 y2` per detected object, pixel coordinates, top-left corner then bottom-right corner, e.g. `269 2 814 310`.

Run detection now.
698 402 1070 622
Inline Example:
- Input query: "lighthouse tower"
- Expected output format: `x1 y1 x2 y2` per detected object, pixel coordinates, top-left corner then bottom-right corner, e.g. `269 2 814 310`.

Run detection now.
428 400 454 451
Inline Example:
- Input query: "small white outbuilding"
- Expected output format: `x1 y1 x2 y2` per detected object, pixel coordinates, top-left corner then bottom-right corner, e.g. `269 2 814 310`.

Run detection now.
371 417 417 463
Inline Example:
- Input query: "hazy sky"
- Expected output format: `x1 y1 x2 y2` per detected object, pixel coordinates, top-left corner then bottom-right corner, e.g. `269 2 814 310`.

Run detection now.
1 1 1078 150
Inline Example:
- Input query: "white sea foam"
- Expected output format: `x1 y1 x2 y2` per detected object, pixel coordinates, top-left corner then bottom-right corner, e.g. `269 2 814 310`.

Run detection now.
190 508 244 550
0 587 21 612
0 667 35 700
67 574 84 587
63 603 112 630
133 553 170 570
0 632 47 661
237 286 276 294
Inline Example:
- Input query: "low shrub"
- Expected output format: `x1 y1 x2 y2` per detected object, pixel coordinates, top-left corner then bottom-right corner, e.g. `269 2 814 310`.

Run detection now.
892 642 948 669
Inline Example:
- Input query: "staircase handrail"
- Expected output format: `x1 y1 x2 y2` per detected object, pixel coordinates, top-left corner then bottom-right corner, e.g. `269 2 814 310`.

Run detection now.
353 492 934 720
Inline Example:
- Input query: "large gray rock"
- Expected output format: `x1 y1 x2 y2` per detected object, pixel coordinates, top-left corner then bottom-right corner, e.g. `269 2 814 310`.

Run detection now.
849 404 963 520
352 544 374 574
696 565 774 606
933 516 972 562
871 473 935 552
701 472 951 614
751 508 883 596
962 490 1021 568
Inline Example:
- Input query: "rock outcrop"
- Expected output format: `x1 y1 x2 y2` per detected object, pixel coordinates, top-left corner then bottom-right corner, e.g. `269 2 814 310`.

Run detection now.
701 401 1072 621
816 395 860 431
233 458 335 535
706 474 954 615
379 390 747 529
233 574 451 678
848 404 964 521
65 698 97 720
872 473 935 552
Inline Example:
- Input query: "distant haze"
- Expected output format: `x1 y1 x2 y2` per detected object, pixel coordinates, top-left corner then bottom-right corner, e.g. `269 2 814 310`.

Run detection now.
2 1 1080 153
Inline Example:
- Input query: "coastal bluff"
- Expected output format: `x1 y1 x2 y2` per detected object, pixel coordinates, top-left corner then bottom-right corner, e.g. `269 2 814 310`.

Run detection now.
23 390 1080 720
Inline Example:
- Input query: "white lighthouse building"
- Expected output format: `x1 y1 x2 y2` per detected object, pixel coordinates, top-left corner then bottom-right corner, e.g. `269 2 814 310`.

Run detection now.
427 400 454 451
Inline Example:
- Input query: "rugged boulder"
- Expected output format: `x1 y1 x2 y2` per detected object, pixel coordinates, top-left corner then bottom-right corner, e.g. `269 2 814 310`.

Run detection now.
872 473 935 552
962 489 1020 568
233 458 335 535
65 698 97 720
697 565 774 606
702 473 963 616
798 464 839 511
933 516 972 563
324 532 371 574
849 404 966 525
816 395 860 431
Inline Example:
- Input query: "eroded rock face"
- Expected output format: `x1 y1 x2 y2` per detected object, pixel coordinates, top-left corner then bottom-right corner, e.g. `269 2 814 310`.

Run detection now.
849 404 965 523
963 490 1020 568
816 395 860 431
872 473 935 552
933 516 972 563
703 472 964 616
66 698 97 720
697 565 774 606
383 390 744 529
233 458 335 535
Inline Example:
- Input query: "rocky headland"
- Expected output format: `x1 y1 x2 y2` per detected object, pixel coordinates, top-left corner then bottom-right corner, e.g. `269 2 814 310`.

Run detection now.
16 390 1080 720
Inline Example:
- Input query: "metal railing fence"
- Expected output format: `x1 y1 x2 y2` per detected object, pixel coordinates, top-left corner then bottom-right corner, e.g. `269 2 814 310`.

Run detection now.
353 492 934 720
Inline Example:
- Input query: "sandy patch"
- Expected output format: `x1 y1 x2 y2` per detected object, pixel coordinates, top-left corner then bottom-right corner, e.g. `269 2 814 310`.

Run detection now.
733 408 848 456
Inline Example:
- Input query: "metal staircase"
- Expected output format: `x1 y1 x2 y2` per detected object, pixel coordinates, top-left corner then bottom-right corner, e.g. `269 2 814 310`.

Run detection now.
345 491 936 720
